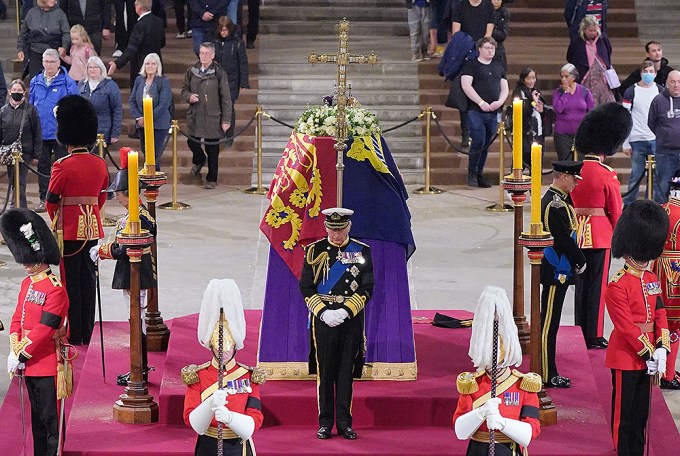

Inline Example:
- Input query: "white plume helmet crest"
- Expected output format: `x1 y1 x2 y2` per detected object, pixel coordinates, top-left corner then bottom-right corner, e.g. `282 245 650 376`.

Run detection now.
468 286 523 370
197 279 246 351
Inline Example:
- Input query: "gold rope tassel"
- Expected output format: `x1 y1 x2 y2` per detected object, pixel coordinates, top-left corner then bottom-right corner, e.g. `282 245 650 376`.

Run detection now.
56 361 73 400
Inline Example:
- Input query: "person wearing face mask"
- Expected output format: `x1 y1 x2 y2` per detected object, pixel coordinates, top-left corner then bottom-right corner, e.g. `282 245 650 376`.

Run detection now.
0 79 42 209
621 60 663 208
648 70 680 203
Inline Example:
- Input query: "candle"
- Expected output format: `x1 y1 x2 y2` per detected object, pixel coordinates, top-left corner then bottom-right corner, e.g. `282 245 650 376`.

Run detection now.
530 143 542 225
143 95 155 169
128 151 140 228
512 98 523 170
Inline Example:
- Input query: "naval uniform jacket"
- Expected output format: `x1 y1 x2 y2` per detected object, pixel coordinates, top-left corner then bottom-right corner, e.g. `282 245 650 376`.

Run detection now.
570 155 623 250
452 369 542 456
605 262 671 371
540 185 586 286
652 198 680 332
98 206 157 290
182 358 264 455
45 149 109 243
9 269 69 377
299 237 374 376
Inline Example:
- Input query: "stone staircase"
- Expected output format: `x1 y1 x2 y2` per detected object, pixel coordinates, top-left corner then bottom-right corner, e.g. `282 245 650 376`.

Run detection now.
257 0 423 184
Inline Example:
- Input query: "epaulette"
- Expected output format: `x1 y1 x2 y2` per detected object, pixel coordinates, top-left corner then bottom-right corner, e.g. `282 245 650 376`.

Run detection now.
55 154 72 164
48 273 63 288
456 370 484 395
513 370 542 393
610 268 625 284
140 207 156 225
237 362 267 385
180 361 210 385
350 238 370 248
549 194 566 209
598 161 615 173
305 238 325 250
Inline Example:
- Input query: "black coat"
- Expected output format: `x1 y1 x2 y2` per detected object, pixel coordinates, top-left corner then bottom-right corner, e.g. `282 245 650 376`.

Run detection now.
0 101 42 161
114 12 166 77
540 185 586 286
60 0 112 34
214 35 250 102
107 206 157 290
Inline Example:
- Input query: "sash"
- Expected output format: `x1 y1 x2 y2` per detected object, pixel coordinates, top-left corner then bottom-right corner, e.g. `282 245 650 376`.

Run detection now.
316 241 363 294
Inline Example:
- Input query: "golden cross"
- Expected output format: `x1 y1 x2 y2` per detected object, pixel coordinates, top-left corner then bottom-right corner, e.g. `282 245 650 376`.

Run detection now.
307 18 379 207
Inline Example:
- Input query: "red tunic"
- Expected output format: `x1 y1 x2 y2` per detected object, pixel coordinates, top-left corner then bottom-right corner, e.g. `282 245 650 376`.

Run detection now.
452 369 541 449
183 359 264 439
652 198 680 331
9 269 69 377
45 150 109 241
605 263 671 371
570 155 623 249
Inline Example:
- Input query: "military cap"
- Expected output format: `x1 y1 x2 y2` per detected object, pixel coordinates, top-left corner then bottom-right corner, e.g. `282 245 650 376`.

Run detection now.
0 209 61 265
552 160 583 179
55 95 98 147
612 200 668 262
322 207 354 230
574 102 632 157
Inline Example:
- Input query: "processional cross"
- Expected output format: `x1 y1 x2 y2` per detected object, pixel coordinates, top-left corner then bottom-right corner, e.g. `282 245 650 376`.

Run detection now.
307 18 379 207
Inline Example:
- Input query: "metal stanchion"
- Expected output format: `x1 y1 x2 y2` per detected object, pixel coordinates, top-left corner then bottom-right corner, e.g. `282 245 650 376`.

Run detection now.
486 121 512 212
97 134 117 226
244 106 269 195
414 107 442 195
646 155 655 200
159 121 191 210
12 146 21 208
15 0 21 35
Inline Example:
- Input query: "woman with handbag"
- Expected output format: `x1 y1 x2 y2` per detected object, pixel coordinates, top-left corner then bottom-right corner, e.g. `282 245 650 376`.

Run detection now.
0 80 42 209
511 67 546 170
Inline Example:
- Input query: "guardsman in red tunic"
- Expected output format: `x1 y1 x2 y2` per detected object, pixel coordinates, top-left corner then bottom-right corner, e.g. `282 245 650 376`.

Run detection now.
651 175 680 389
570 103 631 350
45 95 109 346
453 286 541 456
605 200 671 456
182 279 265 456
2 208 69 456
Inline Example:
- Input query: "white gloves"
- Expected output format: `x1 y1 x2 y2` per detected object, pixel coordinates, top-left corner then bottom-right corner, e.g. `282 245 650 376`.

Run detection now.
320 308 348 327
210 389 229 409
7 352 24 375
646 359 658 375
476 397 501 419
486 413 507 431
653 348 667 377
576 263 587 275
214 405 233 424
89 245 100 263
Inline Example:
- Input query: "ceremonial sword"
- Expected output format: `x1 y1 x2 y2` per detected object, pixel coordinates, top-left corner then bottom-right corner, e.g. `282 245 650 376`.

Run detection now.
95 262 106 380
488 310 499 456
17 369 27 456
217 308 225 456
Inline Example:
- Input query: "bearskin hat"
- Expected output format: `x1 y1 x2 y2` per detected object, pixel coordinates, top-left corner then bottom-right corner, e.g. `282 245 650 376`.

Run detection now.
574 102 632 157
56 95 98 147
0 209 61 265
612 200 669 262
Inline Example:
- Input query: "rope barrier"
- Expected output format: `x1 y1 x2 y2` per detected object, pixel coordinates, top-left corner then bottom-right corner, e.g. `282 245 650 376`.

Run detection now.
382 115 421 134
177 113 258 146
620 170 647 198
22 161 51 179
264 114 295 130
0 182 11 214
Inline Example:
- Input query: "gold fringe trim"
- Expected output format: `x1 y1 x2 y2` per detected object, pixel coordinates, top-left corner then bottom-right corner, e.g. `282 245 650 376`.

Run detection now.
257 361 418 381
57 361 73 400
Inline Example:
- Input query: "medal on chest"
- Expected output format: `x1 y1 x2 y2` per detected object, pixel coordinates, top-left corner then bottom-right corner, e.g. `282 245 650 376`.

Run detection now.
25 285 47 306
221 377 252 394
645 281 662 296
503 391 520 407
337 250 365 264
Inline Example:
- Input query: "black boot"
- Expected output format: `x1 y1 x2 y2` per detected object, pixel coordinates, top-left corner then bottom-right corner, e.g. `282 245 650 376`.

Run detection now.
467 172 478 187
477 174 492 188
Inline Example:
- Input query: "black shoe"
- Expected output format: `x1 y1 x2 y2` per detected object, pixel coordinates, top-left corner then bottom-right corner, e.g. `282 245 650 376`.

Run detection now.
117 366 155 386
477 174 492 188
340 427 357 440
586 337 608 349
467 172 478 187
190 163 204 176
545 375 571 388
660 377 680 390
317 426 332 439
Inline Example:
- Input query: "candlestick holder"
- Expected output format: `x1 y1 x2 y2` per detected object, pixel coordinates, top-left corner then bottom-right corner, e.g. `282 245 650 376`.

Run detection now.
139 174 170 352
517 230 557 426
502 171 532 354
113 232 158 424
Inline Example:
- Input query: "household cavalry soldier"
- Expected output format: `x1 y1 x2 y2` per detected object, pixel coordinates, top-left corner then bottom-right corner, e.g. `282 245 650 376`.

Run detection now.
45 95 109 346
182 279 265 456
606 200 671 456
299 207 374 440
570 102 631 350
651 174 680 389
2 208 70 456
540 161 587 388
90 153 158 386
453 286 541 456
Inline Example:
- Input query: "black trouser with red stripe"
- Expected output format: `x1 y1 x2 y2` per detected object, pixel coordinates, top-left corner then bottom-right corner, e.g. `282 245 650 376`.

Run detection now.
611 369 650 456
540 284 569 382
575 249 610 341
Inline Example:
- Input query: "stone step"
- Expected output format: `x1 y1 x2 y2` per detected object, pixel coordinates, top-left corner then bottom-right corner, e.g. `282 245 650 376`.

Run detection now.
258 60 416 76
258 75 418 91
258 90 419 106
261 20 409 36
260 7 407 22
261 105 421 123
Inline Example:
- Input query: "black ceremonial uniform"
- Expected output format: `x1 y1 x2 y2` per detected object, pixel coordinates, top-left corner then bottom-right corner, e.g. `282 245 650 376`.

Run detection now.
299 237 374 433
540 185 586 384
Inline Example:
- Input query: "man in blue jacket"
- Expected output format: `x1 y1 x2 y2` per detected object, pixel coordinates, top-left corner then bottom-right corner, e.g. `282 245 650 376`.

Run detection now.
29 48 78 212
188 0 227 55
